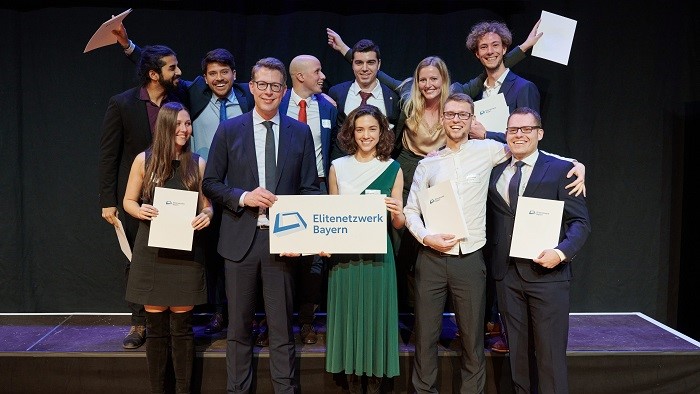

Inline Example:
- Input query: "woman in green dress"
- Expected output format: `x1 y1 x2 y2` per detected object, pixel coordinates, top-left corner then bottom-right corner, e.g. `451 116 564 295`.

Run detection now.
326 105 405 393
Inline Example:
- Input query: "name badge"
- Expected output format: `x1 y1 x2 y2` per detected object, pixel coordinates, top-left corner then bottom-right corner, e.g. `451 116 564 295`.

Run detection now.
322 119 332 128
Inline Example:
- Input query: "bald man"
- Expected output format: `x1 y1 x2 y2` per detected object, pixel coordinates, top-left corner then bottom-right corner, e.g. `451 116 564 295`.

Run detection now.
255 55 338 346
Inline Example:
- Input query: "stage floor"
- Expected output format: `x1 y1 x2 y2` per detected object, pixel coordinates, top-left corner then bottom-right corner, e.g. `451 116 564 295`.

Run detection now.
1 312 699 393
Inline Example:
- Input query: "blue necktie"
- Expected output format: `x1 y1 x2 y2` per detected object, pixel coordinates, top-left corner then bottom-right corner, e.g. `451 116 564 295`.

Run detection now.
218 98 227 123
509 161 525 212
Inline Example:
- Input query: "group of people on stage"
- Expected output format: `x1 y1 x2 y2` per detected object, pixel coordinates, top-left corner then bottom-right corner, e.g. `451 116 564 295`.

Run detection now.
98 15 591 394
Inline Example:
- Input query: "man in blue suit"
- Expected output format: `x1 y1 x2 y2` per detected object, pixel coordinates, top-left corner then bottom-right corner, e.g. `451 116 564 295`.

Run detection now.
327 38 400 161
486 107 591 394
255 54 337 347
113 26 254 334
203 57 321 393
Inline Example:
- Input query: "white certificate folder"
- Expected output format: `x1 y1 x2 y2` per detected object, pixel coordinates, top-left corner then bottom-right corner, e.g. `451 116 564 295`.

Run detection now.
510 197 564 259
417 180 469 240
148 187 199 251
474 93 509 133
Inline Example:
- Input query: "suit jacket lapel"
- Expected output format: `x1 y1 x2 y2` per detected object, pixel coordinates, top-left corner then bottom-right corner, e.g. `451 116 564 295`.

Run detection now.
240 114 260 185
523 153 549 197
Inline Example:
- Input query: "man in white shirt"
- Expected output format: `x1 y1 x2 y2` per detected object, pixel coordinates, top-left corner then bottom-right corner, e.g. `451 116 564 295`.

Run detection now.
404 93 584 393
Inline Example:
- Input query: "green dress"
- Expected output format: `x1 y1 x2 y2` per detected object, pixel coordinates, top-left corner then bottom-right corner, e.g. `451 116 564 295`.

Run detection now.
325 157 400 378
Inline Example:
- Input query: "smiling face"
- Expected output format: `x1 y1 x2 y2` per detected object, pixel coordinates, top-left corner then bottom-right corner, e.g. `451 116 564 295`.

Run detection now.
205 62 235 99
417 65 443 102
352 51 380 90
506 112 543 160
299 56 325 95
475 32 507 72
353 114 381 157
250 67 287 119
155 55 181 91
174 109 193 151
442 99 473 149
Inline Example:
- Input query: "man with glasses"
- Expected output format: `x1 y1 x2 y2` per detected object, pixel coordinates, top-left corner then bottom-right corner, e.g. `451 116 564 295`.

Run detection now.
404 94 585 393
451 20 543 353
202 57 321 393
487 107 590 393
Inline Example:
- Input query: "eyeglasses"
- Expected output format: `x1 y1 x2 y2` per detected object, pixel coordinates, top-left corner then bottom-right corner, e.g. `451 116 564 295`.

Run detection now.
252 80 284 92
505 126 541 135
443 111 473 120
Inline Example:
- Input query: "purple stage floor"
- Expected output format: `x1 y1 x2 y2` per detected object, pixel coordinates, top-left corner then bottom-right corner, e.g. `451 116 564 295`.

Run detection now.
1 312 699 393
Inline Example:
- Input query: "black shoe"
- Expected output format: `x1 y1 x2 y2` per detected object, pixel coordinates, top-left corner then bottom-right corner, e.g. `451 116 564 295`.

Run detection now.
300 324 318 344
204 312 226 334
122 325 146 349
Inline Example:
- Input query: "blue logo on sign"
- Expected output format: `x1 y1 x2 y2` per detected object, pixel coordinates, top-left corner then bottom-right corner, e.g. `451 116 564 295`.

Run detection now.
273 212 308 236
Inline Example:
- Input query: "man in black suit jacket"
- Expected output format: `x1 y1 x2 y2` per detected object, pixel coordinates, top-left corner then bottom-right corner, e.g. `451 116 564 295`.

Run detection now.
327 38 400 161
98 44 186 349
486 107 591 394
452 20 541 145
202 57 321 393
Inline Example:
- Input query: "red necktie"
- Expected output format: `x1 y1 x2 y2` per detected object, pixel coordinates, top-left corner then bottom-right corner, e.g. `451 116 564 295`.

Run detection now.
359 91 373 106
298 99 307 124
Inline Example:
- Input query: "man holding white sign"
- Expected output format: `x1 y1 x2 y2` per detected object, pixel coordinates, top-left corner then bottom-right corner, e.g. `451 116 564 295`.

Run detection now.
404 94 586 394
486 107 590 394
202 57 321 393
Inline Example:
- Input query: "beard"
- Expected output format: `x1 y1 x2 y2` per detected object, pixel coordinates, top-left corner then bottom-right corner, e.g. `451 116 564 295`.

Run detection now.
158 75 179 92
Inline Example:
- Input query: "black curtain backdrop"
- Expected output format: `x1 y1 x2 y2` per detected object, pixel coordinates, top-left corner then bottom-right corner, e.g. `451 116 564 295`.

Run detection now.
1 1 697 339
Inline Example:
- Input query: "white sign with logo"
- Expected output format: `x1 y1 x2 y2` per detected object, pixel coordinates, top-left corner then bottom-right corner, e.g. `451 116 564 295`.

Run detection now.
268 195 388 254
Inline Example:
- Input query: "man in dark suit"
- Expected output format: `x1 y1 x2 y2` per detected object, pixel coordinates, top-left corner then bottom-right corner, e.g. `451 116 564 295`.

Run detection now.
254 54 337 347
98 44 185 349
452 20 540 145
113 26 255 334
486 107 591 394
202 57 321 393
327 38 400 161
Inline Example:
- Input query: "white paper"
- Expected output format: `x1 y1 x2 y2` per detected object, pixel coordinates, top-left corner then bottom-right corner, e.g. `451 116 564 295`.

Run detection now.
416 180 469 240
474 93 509 133
83 9 133 53
113 217 132 261
269 195 387 254
148 187 199 251
510 196 564 259
531 10 577 66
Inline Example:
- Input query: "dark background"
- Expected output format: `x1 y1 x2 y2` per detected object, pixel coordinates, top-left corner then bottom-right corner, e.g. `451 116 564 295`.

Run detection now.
1 1 697 339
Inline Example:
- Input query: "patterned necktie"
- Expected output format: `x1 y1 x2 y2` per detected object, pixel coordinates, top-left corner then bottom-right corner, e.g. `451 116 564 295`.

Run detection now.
509 161 525 212
218 98 227 123
359 91 373 106
263 121 276 192
298 99 307 124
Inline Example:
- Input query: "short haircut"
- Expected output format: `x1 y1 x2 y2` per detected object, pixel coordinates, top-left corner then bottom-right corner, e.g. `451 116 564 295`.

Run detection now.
250 57 287 86
508 107 542 126
444 92 474 112
352 39 381 60
201 48 236 73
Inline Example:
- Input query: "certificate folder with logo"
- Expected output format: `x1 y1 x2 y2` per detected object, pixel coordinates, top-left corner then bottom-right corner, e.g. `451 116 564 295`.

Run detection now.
416 180 469 240
510 196 564 259
148 187 199 251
